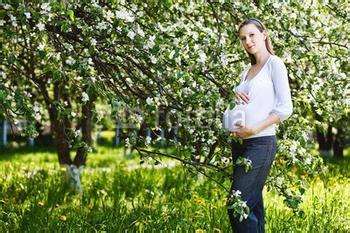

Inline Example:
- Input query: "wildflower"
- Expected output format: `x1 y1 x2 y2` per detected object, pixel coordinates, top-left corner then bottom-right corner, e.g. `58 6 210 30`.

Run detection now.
59 215 67 221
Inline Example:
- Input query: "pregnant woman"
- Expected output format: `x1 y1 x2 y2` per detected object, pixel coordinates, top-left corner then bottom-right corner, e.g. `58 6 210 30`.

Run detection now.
224 18 293 232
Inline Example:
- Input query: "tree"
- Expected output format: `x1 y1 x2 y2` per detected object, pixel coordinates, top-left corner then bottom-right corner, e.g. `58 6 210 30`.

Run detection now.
1 0 348 218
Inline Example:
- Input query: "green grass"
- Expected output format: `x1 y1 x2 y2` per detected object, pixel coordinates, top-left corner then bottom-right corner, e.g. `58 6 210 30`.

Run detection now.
0 144 349 232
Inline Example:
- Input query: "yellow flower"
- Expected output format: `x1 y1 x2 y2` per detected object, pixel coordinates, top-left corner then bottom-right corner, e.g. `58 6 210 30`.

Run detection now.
59 215 67 222
195 229 205 233
38 201 44 207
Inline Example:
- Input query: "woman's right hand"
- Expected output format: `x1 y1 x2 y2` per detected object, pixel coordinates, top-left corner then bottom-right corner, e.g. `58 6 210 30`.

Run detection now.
235 91 250 104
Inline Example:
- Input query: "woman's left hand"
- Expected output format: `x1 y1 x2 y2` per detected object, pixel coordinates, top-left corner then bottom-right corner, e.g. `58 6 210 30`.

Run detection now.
231 125 257 138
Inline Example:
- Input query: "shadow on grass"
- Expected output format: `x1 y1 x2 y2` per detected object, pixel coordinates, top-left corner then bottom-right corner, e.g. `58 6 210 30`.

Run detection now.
0 145 57 161
321 149 350 178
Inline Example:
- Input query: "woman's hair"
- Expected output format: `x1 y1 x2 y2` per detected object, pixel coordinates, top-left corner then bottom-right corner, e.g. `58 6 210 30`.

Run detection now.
238 18 275 65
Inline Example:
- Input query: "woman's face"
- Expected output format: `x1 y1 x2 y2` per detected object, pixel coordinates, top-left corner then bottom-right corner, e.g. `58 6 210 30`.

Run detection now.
239 23 267 55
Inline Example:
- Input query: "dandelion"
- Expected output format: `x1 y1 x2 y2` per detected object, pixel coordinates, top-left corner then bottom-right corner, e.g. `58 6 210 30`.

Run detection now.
59 215 67 221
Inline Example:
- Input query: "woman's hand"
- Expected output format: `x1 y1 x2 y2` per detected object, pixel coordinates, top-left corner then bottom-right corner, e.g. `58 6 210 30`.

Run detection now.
231 125 257 138
235 91 249 104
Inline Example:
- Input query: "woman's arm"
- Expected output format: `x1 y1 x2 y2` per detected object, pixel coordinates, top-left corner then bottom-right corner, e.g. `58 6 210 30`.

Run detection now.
232 114 280 138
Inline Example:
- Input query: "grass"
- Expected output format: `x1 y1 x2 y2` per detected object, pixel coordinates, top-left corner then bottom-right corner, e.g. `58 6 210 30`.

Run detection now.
0 141 349 232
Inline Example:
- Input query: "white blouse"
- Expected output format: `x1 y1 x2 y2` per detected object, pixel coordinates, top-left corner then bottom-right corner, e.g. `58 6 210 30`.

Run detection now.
223 55 293 138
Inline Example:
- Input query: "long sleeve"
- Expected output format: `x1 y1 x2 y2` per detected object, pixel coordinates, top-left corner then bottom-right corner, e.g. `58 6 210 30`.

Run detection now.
270 57 293 122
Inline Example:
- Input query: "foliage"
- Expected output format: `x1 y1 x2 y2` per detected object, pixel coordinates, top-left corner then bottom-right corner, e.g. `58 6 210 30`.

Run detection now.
1 0 349 218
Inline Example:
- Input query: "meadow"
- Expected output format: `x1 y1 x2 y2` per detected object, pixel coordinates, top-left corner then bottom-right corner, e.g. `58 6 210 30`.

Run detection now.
0 138 349 232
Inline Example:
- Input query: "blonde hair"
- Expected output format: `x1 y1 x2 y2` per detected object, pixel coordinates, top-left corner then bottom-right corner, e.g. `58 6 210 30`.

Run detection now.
238 18 274 65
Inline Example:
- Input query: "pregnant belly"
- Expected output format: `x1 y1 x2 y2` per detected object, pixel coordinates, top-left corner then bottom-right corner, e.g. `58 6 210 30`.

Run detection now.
222 104 247 132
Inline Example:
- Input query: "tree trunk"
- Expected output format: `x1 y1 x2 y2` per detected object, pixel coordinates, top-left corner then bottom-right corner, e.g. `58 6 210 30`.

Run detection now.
333 137 344 158
53 118 72 165
73 95 96 166
316 125 333 157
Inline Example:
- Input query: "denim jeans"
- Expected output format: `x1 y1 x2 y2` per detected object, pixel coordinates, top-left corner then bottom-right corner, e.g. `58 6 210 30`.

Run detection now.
227 136 277 233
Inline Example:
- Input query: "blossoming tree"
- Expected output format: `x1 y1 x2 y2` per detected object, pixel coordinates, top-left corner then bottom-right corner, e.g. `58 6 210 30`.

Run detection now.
1 0 348 217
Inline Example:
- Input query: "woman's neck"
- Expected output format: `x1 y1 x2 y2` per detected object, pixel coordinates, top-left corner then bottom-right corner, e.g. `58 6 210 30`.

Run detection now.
253 51 271 66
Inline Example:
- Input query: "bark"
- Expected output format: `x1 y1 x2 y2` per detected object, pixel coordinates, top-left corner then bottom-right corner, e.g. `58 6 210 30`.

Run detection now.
333 127 344 159
316 125 333 151
333 137 344 158
73 95 96 166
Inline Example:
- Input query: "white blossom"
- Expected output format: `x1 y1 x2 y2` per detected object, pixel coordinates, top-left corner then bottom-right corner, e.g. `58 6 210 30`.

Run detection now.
220 53 228 67
150 55 157 64
97 22 108 30
33 105 40 112
24 12 31 19
66 56 75 65
71 111 77 117
38 43 45 51
145 136 152 145
37 22 45 31
115 9 135 22
81 92 89 102
304 157 312 165
91 39 97 46
41 3 51 12
127 31 136 40
0 20 5 26
197 50 206 63
169 50 176 60
104 10 115 22
3 4 11 10
146 97 153 105
125 138 131 147
144 35 156 49
34 113 42 121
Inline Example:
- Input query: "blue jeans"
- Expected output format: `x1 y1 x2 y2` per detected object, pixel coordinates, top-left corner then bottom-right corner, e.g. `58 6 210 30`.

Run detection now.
227 136 277 233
